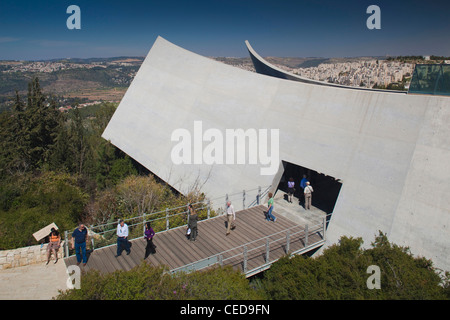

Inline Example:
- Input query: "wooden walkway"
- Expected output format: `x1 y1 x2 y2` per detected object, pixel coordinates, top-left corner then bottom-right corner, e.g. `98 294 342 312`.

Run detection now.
64 205 325 277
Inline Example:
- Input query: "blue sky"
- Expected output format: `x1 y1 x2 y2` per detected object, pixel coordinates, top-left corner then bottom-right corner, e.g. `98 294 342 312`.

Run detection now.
0 0 449 60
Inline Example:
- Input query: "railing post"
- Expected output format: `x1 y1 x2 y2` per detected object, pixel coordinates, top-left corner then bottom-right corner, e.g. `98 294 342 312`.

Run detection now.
207 200 211 219
243 189 246 210
243 245 248 273
286 230 290 254
323 217 326 240
219 254 223 267
166 208 169 231
265 238 270 263
305 224 309 247
64 230 69 258
91 238 95 251
187 203 190 224
257 186 261 205
143 212 146 234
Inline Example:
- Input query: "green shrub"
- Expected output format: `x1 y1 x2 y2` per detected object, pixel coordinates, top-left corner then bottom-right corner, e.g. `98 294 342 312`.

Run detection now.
56 233 449 300
260 232 449 300
56 262 261 300
0 171 88 249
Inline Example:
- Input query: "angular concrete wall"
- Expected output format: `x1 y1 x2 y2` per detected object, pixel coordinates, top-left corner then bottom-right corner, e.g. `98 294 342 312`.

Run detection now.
245 40 405 93
102 36 450 270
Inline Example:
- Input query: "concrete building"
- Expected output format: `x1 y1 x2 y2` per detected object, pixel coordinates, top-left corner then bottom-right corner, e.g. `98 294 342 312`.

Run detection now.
102 36 450 271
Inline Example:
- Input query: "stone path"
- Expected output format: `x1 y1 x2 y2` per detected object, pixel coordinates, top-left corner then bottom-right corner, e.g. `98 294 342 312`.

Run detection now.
0 259 68 300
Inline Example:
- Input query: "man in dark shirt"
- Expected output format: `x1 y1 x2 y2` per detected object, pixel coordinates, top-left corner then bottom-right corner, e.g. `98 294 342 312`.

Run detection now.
71 223 88 266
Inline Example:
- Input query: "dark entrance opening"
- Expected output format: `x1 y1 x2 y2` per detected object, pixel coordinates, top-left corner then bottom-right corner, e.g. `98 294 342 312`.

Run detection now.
276 160 342 218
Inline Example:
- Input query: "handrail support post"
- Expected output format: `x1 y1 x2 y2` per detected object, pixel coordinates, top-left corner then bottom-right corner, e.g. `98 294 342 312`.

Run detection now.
305 224 309 247
286 230 290 254
243 245 248 273
166 208 169 231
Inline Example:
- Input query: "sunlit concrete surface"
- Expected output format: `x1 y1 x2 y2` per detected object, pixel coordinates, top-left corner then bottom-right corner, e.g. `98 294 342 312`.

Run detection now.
0 261 68 300
102 36 450 271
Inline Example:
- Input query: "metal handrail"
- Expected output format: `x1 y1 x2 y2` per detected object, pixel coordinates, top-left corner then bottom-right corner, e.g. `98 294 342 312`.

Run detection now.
87 185 271 232
64 185 272 258
169 215 328 274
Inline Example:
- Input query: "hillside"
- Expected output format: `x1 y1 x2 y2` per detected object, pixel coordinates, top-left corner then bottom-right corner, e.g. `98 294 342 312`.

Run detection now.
2 54 445 112
0 57 144 111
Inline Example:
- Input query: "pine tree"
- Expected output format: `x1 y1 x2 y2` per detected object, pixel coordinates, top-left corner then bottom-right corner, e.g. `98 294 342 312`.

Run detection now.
0 77 64 177
49 112 72 172
0 91 30 178
69 107 89 175
23 77 61 169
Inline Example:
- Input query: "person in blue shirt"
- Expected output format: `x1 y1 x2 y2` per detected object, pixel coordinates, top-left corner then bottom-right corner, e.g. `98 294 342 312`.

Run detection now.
300 174 308 190
300 174 309 206
71 223 88 266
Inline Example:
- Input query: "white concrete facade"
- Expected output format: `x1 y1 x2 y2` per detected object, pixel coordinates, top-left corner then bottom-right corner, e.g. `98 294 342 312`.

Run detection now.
102 36 450 271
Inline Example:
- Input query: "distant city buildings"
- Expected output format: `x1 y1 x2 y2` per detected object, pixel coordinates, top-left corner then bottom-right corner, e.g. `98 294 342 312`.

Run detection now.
57 100 117 113
214 57 416 90
287 60 415 89
0 56 437 99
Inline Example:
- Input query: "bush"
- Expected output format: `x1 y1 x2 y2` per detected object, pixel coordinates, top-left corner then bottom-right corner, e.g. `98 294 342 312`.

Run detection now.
56 233 449 300
87 174 213 239
56 262 261 300
260 232 449 300
0 171 89 249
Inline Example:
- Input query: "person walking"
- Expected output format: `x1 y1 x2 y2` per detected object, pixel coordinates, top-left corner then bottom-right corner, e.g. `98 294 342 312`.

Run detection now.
304 181 314 210
144 222 156 258
287 177 295 203
188 204 198 241
266 192 276 222
71 223 88 266
226 201 236 236
46 228 61 265
116 219 131 256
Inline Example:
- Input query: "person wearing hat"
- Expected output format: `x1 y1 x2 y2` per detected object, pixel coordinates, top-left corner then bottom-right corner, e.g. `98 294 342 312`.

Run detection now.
226 201 236 236
115 219 131 256
304 181 314 210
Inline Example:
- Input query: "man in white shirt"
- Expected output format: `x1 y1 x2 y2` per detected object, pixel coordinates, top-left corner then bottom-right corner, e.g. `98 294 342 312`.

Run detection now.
116 219 131 256
304 181 314 210
226 201 236 236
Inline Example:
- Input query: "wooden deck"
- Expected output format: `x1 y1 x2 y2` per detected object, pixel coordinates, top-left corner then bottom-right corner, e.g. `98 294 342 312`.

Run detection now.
64 205 325 277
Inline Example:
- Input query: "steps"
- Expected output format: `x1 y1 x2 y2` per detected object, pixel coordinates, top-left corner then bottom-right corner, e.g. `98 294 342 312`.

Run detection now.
272 190 327 227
